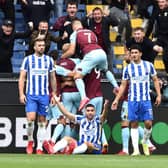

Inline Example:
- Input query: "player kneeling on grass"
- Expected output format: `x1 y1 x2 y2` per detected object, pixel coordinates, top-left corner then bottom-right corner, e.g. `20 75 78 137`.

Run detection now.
43 96 109 154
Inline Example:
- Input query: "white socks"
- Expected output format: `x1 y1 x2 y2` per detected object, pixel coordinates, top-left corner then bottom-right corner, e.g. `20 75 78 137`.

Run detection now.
53 139 68 153
27 121 34 141
142 127 152 144
36 122 46 150
131 128 139 152
53 140 88 154
72 143 87 154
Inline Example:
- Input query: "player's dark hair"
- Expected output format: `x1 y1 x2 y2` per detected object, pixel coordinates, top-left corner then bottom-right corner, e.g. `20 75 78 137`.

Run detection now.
66 0 78 8
48 50 59 61
38 20 48 24
133 27 144 32
129 44 142 53
92 7 103 14
33 38 45 45
85 104 95 109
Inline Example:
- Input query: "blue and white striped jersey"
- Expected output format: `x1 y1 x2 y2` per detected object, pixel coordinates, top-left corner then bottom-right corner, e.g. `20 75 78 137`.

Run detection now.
20 54 54 95
75 115 102 145
122 60 157 101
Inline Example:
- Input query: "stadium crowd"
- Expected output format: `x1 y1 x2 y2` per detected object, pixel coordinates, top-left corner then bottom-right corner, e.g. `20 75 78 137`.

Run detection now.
1 0 168 155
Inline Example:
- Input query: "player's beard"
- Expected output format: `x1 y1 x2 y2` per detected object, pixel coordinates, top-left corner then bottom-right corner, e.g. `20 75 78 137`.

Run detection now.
38 50 44 56
87 114 94 120
125 59 131 64
94 17 101 23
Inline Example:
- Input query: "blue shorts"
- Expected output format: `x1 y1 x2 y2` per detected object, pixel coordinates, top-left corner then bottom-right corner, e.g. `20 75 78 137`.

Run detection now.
77 141 102 154
91 143 102 154
128 100 153 121
75 49 108 76
121 101 128 121
25 94 49 116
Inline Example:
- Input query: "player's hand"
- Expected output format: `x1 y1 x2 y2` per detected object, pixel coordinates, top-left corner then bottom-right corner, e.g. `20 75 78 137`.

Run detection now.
62 31 68 40
153 45 163 53
152 37 157 42
64 21 71 26
87 11 93 18
54 95 61 103
19 94 26 104
104 99 109 110
155 95 161 107
111 100 118 110
21 0 28 5
113 87 119 95
28 21 33 30
50 96 56 105
103 8 110 16
67 70 75 77
37 34 46 39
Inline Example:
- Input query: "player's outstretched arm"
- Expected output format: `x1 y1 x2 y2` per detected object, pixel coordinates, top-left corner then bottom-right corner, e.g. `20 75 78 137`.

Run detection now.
54 95 75 121
55 65 73 77
61 43 76 58
101 99 109 123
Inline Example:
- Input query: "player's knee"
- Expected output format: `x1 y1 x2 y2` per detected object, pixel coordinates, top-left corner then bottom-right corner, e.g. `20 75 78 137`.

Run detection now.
27 113 36 121
57 116 66 125
144 120 152 129
38 115 46 123
130 121 138 128
64 136 74 142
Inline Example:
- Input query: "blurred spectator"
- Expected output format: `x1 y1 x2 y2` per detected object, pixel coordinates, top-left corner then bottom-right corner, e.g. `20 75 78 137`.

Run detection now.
136 0 157 19
82 7 119 71
78 0 100 4
0 19 31 73
54 0 64 18
136 0 158 29
0 0 15 24
19 0 54 30
52 0 79 50
108 0 132 43
27 20 64 55
126 27 163 63
146 0 168 77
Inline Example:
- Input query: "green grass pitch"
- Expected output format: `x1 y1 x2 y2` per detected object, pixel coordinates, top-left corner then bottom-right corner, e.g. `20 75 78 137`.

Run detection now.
0 154 167 168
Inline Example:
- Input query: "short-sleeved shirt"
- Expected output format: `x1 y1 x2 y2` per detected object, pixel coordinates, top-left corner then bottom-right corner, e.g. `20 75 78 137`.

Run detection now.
122 60 157 101
75 114 102 145
20 54 54 95
70 28 101 56
84 68 103 99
